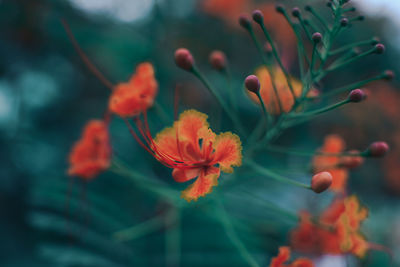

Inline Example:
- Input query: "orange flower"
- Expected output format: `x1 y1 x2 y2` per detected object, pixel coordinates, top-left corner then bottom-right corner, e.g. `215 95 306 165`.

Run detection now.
109 62 158 117
270 246 314 267
248 66 317 115
313 135 349 192
290 196 370 258
129 109 242 202
68 120 111 179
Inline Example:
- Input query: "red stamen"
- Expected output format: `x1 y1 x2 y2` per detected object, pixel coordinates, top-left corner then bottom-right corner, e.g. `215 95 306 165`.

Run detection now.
61 19 114 90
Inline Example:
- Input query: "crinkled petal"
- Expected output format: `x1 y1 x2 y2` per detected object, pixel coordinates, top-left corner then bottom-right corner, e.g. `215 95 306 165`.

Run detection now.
181 167 220 202
212 132 242 173
177 109 209 148
270 246 291 267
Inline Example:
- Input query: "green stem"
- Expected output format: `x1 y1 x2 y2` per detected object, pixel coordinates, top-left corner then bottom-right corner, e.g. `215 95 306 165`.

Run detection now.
110 158 178 201
215 200 260 267
307 6 329 31
310 73 385 100
191 66 246 136
113 215 165 242
259 23 297 102
265 145 364 157
288 99 350 118
247 27 284 114
245 159 311 189
240 189 298 221
325 47 376 72
166 208 181 267
329 39 375 55
223 67 236 111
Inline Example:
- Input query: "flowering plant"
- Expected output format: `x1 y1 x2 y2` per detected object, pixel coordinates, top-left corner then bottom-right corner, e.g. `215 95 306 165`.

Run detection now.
38 0 396 266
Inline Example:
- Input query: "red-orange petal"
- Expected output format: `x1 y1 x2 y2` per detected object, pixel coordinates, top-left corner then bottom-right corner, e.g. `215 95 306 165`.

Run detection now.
108 62 157 117
291 258 315 267
172 168 201 183
177 109 210 148
181 167 220 202
270 246 291 267
212 132 242 173
68 120 111 179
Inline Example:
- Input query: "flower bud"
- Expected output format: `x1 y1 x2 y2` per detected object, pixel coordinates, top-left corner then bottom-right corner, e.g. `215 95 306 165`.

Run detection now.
264 42 272 53
311 172 332 193
383 70 395 81
340 18 348 27
245 75 260 94
252 10 264 24
366 142 389 157
340 150 364 169
304 5 312 12
312 32 322 43
209 50 226 71
174 48 194 71
348 89 366 102
239 15 251 30
292 7 301 17
374 44 385 54
276 5 285 14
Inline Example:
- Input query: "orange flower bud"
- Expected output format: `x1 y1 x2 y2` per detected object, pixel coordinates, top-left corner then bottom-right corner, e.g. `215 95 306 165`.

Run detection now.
311 172 332 193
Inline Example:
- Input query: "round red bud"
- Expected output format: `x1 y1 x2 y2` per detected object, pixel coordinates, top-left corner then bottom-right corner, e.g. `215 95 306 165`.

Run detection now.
340 18 348 27
292 7 301 17
367 142 389 157
383 70 395 81
209 51 226 71
245 75 260 94
174 48 194 71
348 89 366 102
374 44 385 54
239 15 251 30
252 10 264 24
311 172 332 193
312 32 322 43
276 5 285 14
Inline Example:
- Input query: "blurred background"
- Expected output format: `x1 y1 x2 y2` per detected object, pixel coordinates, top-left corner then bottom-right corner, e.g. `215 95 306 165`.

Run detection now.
0 0 399 266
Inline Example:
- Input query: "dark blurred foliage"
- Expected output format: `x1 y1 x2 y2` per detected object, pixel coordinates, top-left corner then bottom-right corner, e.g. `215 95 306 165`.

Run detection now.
0 0 399 266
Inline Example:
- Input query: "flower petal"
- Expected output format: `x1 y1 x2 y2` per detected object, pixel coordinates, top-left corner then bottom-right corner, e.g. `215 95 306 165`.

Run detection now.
68 120 111 179
181 167 220 202
177 109 209 148
270 246 291 267
172 168 201 183
108 62 157 117
212 132 242 173
154 126 183 160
